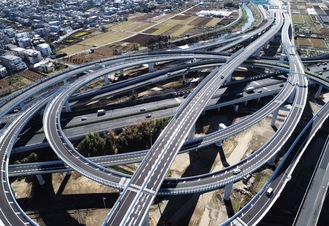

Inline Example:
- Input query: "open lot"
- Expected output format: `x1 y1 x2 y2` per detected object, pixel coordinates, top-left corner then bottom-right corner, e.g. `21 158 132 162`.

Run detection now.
297 37 328 50
292 14 312 24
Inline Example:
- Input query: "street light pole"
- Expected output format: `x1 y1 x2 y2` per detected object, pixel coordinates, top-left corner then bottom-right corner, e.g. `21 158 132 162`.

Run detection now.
150 130 153 147
103 197 106 209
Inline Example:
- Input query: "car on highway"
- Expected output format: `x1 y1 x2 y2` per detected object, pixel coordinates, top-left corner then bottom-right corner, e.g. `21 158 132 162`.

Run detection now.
233 167 241 175
266 187 273 197
140 107 146 112
81 116 87 121
146 114 152 118
242 174 252 183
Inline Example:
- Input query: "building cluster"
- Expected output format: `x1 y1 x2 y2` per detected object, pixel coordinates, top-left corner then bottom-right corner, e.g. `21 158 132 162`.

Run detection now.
0 0 166 77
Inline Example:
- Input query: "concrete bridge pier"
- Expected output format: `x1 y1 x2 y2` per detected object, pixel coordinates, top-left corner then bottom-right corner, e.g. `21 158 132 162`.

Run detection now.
215 123 227 147
141 215 150 226
268 154 277 166
279 53 287 64
233 104 239 112
254 47 262 59
36 174 45 185
271 108 280 126
182 72 186 82
104 74 109 85
20 102 24 109
224 182 233 201
63 79 67 84
187 123 196 140
226 73 232 83
65 100 71 112
148 62 154 73
120 69 124 77
83 85 87 91
217 107 221 112
244 100 248 106
315 84 323 98
287 88 296 104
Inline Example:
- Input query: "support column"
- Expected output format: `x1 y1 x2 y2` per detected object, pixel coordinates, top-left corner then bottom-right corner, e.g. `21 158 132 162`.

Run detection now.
233 104 239 112
67 171 73 175
83 85 87 91
271 108 280 126
104 74 109 85
254 47 262 59
224 182 233 201
20 102 24 109
187 123 196 140
182 72 186 82
287 88 296 104
279 53 286 64
120 69 124 77
268 153 277 166
141 214 150 226
226 73 232 83
36 174 45 185
65 100 71 112
244 100 248 106
315 84 323 98
148 63 154 73
63 79 67 84
216 123 227 147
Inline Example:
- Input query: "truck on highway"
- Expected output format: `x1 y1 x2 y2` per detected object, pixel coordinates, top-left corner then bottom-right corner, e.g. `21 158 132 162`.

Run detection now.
266 187 273 196
97 109 106 116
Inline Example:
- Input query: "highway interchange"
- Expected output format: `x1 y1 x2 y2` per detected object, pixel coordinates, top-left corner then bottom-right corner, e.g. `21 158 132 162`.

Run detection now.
0 1 328 226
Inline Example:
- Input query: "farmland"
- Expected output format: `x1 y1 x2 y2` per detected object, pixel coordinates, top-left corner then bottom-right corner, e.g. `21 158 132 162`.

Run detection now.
297 38 328 50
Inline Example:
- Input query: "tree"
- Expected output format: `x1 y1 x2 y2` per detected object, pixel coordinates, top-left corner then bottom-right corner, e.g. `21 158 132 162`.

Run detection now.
77 132 105 156
131 42 140 51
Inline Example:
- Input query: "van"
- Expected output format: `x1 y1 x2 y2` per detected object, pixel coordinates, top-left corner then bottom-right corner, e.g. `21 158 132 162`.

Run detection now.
266 187 273 196
97 109 106 116
81 116 87 121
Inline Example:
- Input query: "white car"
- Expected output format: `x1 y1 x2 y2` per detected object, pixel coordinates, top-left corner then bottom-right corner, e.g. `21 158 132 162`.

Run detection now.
233 167 241 175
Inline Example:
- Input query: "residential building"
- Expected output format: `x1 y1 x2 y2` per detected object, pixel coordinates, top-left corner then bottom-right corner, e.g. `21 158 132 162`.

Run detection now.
0 65 8 78
23 49 43 64
37 43 52 57
0 54 27 72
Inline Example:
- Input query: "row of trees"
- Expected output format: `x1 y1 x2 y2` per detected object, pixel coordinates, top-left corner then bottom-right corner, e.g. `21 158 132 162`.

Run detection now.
76 118 170 157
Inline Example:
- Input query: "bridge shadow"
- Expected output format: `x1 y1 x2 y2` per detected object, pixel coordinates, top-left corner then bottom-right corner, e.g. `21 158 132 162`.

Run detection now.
224 199 234 218
56 173 71 196
16 173 119 226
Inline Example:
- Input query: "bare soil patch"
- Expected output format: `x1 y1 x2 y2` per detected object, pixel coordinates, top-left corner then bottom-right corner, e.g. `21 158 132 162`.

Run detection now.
123 34 158 46
162 24 185 36
189 17 213 26
63 42 135 65
173 15 191 20
130 13 161 22
18 70 45 82
298 37 328 50
144 27 158 34
218 18 235 26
